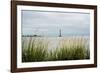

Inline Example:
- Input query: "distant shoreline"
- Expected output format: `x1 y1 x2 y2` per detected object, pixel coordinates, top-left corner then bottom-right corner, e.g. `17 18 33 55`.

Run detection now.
22 35 90 38
22 36 90 40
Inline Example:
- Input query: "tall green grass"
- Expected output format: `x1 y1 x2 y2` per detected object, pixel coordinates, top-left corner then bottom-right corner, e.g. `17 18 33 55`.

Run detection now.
46 38 90 61
22 37 48 62
22 37 90 62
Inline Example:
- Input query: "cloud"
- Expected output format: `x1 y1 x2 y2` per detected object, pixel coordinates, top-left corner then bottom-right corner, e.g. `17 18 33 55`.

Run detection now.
22 10 90 36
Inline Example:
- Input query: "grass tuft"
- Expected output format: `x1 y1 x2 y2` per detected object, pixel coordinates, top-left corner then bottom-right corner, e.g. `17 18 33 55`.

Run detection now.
22 37 90 62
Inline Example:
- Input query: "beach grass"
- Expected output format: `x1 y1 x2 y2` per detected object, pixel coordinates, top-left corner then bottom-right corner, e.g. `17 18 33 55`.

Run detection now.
22 37 48 62
22 37 90 62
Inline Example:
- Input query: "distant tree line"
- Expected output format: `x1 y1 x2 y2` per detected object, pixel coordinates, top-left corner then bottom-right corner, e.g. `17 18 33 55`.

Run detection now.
22 34 42 37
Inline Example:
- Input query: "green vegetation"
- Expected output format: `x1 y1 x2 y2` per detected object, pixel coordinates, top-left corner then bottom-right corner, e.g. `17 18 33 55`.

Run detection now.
22 37 90 62
22 37 48 62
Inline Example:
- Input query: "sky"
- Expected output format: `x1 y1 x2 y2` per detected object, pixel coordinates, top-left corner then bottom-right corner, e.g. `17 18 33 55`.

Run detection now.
21 10 90 37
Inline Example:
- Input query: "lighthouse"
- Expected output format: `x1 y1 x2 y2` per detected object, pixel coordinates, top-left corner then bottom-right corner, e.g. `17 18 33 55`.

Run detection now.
59 29 62 37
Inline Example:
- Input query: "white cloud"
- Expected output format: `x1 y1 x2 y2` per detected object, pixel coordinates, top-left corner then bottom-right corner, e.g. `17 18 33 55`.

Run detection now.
22 10 90 36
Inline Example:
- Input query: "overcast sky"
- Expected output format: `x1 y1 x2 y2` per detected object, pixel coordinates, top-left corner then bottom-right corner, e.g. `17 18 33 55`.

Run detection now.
21 10 90 37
